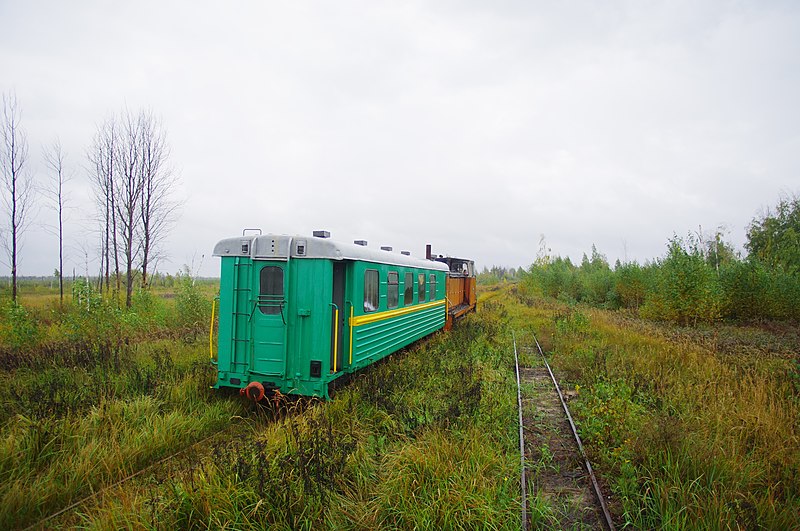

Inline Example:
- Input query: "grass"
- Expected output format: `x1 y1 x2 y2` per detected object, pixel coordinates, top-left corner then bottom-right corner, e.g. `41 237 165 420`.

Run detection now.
0 282 524 529
506 283 800 529
0 341 245 529
4 278 796 529
83 319 518 529
0 278 243 529
58 315 522 529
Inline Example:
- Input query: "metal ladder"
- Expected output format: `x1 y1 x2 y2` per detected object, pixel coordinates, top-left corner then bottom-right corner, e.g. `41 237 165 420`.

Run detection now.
230 258 252 370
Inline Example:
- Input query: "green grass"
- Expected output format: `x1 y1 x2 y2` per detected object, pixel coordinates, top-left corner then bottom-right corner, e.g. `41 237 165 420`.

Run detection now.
0 342 244 529
56 308 522 529
0 279 240 529
6 280 793 529
505 284 800 529
0 283 524 529
75 318 519 529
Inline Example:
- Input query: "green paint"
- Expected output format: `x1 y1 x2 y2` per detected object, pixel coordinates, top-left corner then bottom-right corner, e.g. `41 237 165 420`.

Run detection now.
215 255 446 399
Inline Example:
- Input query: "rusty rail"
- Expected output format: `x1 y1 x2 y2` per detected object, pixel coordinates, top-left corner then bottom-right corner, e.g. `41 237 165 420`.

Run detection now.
531 332 616 531
512 332 528 530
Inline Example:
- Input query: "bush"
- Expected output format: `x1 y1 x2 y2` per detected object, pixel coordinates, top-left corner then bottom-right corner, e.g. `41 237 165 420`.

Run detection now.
720 260 800 321
523 235 800 325
577 246 615 307
525 257 581 301
640 237 722 325
0 302 39 350
614 262 650 310
173 273 212 341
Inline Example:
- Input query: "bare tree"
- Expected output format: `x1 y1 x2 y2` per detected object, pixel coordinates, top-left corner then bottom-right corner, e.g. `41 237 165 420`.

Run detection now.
89 117 120 299
89 108 179 308
115 110 144 308
43 138 71 304
138 110 178 291
0 92 35 302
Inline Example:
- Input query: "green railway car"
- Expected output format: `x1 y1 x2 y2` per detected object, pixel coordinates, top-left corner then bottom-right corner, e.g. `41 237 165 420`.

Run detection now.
212 231 449 399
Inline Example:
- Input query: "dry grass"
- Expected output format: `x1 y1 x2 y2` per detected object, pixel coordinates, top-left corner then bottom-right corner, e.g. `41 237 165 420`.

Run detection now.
507 284 800 528
35 304 521 529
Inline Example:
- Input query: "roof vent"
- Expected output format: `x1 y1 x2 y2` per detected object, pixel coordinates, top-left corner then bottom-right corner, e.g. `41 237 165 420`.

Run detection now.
354 240 367 246
313 230 330 238
401 251 411 256
381 246 392 251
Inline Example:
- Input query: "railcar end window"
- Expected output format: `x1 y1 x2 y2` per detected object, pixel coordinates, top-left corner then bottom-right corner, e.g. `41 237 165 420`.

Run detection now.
388 272 399 309
429 274 436 300
364 269 379 312
418 273 426 303
259 266 284 315
404 272 413 305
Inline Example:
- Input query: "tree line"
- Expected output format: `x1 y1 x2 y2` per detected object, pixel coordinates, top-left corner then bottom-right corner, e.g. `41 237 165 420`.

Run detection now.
522 194 800 324
0 91 178 307
477 265 523 285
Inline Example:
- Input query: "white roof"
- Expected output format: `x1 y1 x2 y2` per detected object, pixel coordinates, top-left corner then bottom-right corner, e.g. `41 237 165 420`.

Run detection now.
213 233 449 271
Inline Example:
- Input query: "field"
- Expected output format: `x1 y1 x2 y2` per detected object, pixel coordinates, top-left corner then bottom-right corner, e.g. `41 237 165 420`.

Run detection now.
507 284 800 529
1 278 798 529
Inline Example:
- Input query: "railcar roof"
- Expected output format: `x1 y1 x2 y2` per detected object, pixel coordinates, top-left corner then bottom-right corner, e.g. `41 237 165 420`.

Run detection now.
213 233 449 271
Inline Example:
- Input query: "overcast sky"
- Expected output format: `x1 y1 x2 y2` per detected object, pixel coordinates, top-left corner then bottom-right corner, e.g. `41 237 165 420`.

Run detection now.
2 1 799 277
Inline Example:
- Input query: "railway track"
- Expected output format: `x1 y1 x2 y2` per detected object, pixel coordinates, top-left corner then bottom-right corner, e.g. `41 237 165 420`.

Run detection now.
514 333 615 530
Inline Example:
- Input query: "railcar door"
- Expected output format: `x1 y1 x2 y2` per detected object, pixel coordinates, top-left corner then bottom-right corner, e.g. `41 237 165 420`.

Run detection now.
251 263 287 377
330 262 346 372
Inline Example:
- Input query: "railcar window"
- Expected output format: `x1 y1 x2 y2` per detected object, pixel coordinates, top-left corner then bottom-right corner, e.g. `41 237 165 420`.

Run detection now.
429 274 436 300
418 273 426 303
404 272 413 305
258 266 284 315
364 269 379 312
387 272 399 309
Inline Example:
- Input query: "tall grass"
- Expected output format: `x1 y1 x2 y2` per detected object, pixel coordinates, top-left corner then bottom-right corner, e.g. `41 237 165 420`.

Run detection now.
0 348 243 529
0 278 235 529
506 286 800 528
65 310 521 530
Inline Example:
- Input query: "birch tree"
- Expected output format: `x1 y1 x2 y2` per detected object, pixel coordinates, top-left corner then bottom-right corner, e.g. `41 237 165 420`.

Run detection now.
115 111 144 308
138 111 177 291
89 117 120 297
43 138 70 304
89 108 179 307
1 92 35 302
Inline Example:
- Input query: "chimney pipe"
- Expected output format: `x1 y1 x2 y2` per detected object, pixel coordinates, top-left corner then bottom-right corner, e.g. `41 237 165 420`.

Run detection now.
425 244 432 260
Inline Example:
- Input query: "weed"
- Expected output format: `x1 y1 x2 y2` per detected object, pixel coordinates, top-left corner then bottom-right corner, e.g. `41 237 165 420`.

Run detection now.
0 301 39 349
510 286 800 528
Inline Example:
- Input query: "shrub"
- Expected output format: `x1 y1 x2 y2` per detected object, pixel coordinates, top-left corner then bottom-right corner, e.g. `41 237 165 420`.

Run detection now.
578 246 616 306
173 272 212 341
525 257 580 301
641 237 721 325
614 262 649 310
0 302 39 350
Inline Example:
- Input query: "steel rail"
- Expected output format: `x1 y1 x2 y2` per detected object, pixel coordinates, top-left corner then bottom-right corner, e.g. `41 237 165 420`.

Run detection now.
531 332 616 531
512 332 529 531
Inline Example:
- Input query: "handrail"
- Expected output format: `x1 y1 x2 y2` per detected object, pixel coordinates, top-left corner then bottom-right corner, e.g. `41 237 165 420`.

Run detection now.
348 304 354 364
330 303 339 372
249 296 287 323
209 297 218 363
